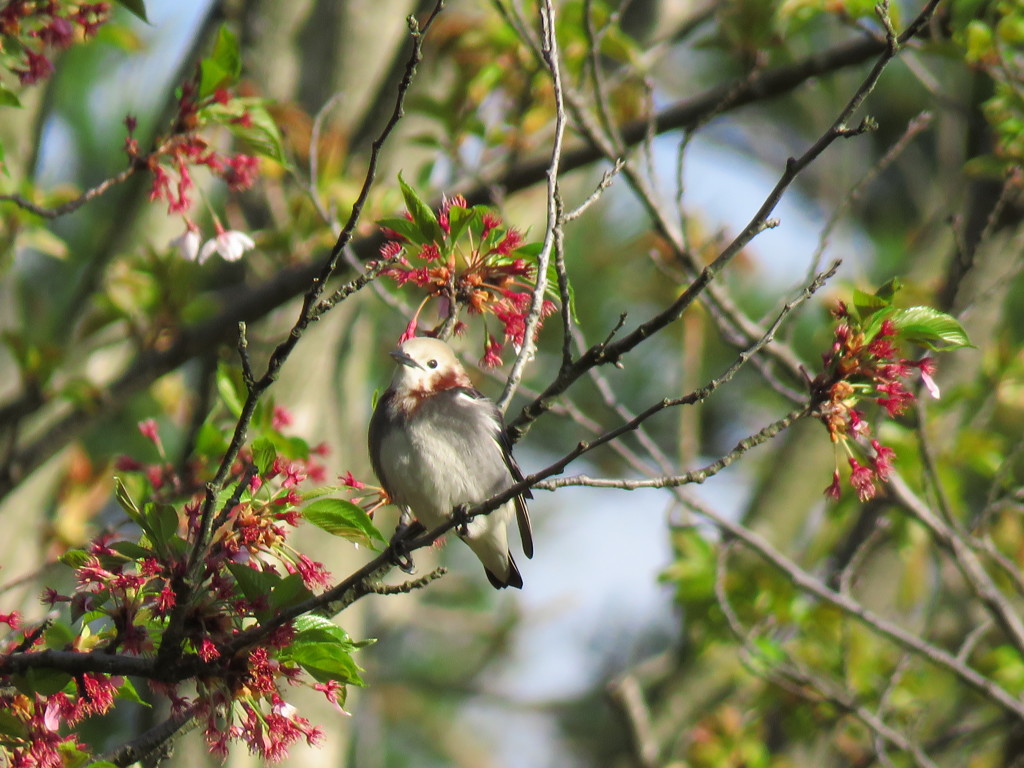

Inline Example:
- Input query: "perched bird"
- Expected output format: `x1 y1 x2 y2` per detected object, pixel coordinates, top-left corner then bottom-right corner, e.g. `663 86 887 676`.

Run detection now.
368 337 533 589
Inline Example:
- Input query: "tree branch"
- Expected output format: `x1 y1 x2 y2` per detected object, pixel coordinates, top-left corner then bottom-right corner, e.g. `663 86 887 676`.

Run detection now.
0 30 920 502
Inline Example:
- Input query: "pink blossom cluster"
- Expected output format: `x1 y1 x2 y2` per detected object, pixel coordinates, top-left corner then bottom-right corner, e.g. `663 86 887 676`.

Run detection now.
194 649 325 762
378 195 555 366
814 304 938 502
0 668 117 767
131 84 259 218
1 1 110 86
0 410 348 763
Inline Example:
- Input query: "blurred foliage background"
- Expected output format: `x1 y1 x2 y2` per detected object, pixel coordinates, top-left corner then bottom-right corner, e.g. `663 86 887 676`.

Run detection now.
1 0 1023 766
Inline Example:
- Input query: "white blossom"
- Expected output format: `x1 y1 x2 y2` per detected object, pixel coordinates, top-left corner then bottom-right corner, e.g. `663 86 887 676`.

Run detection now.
199 230 255 264
169 229 202 262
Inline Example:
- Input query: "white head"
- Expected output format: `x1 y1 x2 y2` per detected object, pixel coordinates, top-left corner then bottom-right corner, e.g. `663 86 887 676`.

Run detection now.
389 337 472 395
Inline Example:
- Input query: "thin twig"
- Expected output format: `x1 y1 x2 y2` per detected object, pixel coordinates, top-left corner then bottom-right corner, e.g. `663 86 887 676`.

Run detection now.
714 543 941 768
365 568 447 594
160 1 447 665
678 489 1024 720
508 0 940 440
93 706 199 767
0 33 915 500
497 0 568 413
803 110 933 282
563 158 624 222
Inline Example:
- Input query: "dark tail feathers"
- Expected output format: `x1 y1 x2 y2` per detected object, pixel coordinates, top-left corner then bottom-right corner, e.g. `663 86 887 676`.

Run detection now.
485 553 523 589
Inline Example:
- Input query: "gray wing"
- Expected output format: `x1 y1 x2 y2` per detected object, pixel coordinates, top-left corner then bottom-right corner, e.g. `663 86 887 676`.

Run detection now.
367 389 398 498
459 387 534 560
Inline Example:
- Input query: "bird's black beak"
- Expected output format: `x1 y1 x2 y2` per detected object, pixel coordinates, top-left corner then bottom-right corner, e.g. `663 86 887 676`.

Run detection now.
390 349 423 370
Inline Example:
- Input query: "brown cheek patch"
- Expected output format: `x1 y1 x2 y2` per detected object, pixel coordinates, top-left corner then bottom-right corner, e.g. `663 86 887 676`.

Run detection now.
432 370 472 392
395 370 473 415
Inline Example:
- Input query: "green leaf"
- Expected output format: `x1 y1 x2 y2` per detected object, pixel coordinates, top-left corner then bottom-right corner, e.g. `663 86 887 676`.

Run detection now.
874 277 903 303
143 502 179 543
752 636 786 666
285 642 365 686
59 743 91 768
227 562 283 603
227 104 288 165
109 540 153 560
512 241 543 259
194 419 228 457
216 362 244 418
543 252 576 323
889 306 973 350
446 204 478 246
85 762 120 768
44 621 76 650
303 499 386 548
251 437 277 476
851 288 888 323
19 227 69 260
299 484 349 501
398 173 443 243
0 85 21 108
0 710 28 739
113 477 143 524
113 0 149 22
13 667 73 697
281 435 310 460
60 549 91 569
269 572 314 610
58 749 92 768
115 677 151 707
376 216 421 244
293 615 356 649
199 25 241 99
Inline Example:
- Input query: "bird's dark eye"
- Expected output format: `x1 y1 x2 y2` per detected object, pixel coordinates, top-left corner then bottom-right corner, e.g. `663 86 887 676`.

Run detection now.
427 359 438 369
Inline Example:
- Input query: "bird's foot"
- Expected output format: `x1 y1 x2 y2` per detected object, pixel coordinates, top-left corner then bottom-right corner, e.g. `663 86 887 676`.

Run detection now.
389 519 425 574
452 504 471 538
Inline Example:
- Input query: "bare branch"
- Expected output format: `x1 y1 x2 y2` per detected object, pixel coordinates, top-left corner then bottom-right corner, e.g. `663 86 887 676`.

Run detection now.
497 0 568 413
678 490 1024 721
714 543 941 768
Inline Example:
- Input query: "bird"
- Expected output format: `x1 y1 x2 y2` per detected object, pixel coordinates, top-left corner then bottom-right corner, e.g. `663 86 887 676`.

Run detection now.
368 337 533 589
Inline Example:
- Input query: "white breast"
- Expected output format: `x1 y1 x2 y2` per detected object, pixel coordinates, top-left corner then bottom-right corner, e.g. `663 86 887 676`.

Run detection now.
379 392 511 531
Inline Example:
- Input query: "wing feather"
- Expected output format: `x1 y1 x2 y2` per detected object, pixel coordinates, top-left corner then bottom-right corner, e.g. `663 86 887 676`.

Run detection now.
367 389 397 497
455 387 536 560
